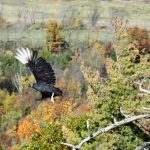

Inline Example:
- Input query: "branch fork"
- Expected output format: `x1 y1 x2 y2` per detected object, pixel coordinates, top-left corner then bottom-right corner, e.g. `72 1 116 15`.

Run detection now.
61 107 150 150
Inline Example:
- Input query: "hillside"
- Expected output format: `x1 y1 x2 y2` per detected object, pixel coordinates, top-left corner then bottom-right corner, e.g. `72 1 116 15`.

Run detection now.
0 0 150 150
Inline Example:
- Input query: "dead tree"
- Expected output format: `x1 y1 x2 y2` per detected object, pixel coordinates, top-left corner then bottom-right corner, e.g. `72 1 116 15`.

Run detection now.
61 107 150 150
89 8 100 28
12 65 23 95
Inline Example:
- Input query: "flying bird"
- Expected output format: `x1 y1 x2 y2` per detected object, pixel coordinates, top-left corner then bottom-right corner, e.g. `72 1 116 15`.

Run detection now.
15 48 62 100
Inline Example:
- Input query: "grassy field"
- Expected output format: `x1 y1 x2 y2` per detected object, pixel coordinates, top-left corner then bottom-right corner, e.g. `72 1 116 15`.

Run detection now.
0 0 150 49
0 0 149 26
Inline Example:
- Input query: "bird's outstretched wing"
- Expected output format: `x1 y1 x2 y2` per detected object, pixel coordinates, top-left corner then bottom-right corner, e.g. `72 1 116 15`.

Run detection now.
15 48 56 85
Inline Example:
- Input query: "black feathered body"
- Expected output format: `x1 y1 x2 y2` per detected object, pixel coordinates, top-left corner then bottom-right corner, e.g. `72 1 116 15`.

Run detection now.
15 48 62 100
32 82 62 99
27 56 56 85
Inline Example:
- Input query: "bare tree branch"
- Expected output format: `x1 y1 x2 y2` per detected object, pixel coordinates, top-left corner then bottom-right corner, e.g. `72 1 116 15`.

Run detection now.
61 142 76 149
120 107 130 118
135 142 150 150
13 73 23 95
120 107 150 135
143 107 150 110
139 77 150 94
89 8 100 28
13 65 24 95
61 108 150 150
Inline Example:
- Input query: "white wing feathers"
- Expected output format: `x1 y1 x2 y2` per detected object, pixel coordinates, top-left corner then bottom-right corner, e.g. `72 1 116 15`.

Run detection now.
15 48 33 64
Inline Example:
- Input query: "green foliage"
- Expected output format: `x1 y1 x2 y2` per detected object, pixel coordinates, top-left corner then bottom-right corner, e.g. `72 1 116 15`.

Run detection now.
117 126 144 150
2 93 17 110
0 53 18 78
20 124 67 150
0 17 150 150
0 110 21 132
40 50 72 70
62 114 99 146
80 44 150 149
100 79 136 117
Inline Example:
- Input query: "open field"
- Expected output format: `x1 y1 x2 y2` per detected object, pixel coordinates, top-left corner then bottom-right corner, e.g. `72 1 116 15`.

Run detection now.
0 0 150 49
0 0 150 26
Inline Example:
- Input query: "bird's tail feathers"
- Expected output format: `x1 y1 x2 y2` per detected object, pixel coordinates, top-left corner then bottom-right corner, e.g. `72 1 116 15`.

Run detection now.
15 48 34 64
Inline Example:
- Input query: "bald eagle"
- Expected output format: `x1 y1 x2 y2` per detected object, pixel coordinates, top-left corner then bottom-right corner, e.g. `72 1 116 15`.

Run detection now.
15 48 62 99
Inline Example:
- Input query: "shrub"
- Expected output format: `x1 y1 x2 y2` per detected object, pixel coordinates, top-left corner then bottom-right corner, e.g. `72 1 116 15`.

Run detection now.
30 100 73 124
39 50 72 70
127 27 150 54
57 79 82 99
17 118 41 141
2 93 17 111
46 20 69 52
79 50 150 149
20 124 67 150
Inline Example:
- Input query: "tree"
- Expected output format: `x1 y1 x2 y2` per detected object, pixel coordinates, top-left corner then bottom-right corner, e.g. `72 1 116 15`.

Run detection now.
46 20 69 52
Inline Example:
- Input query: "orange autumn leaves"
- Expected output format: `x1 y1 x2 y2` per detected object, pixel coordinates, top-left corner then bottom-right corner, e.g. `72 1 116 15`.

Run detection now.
17 118 41 140
17 99 92 141
17 100 74 140
31 100 74 123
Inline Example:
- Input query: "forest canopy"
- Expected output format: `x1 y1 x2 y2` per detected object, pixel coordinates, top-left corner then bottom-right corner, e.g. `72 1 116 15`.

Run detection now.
0 0 150 150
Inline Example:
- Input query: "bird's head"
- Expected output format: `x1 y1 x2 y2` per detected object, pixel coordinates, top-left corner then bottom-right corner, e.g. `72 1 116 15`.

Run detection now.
55 88 63 97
